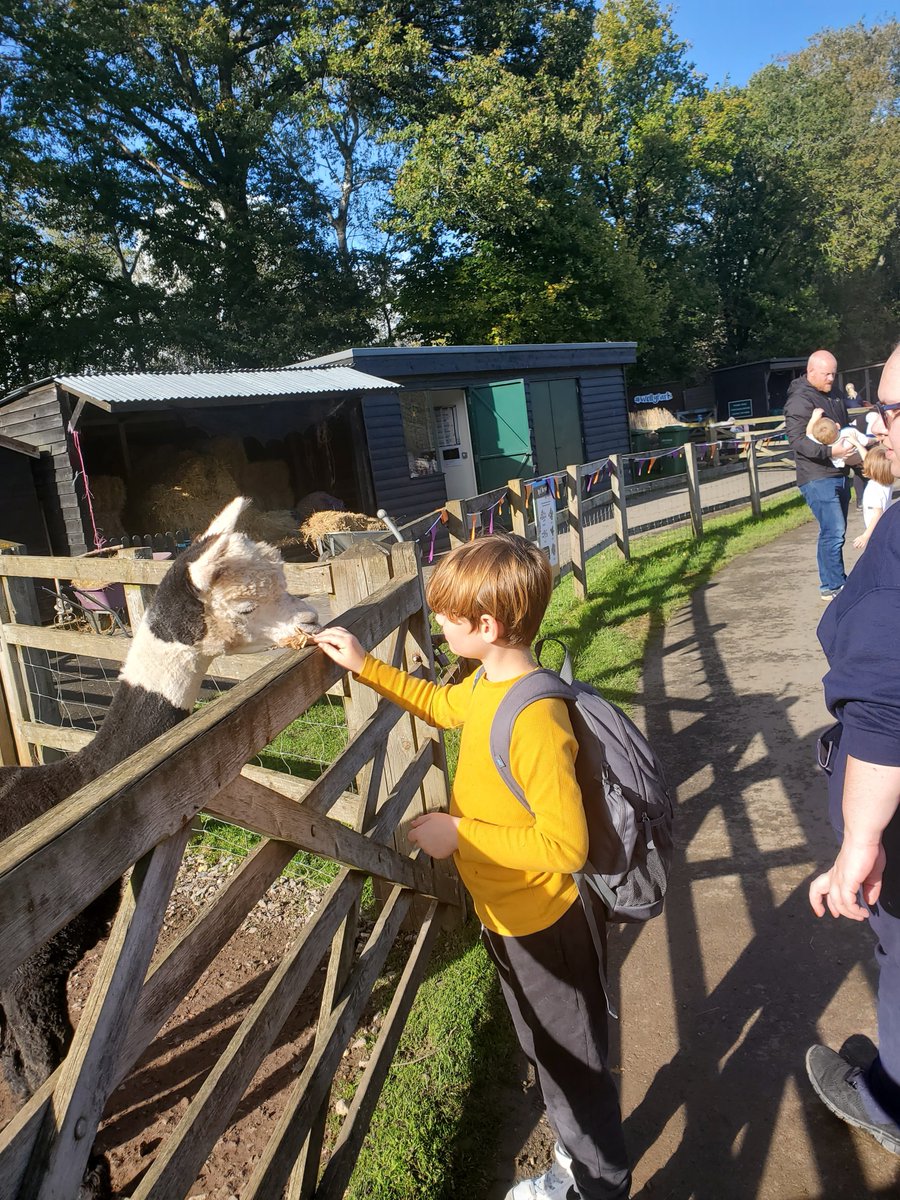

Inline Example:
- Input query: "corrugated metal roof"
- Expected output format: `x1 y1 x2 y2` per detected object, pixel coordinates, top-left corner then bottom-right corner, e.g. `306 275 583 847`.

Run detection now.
53 367 397 408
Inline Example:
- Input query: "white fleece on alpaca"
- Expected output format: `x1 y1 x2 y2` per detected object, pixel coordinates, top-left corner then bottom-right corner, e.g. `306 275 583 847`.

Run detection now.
119 624 210 711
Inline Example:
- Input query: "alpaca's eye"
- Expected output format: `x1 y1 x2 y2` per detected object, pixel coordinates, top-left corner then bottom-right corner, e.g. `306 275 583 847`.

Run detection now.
235 601 257 615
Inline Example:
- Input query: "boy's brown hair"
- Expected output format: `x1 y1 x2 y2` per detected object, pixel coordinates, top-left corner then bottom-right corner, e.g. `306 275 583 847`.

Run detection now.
811 416 840 445
425 533 552 646
863 444 893 486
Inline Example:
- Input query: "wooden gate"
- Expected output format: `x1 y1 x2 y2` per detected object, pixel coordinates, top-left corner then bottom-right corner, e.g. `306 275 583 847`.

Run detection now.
0 540 463 1199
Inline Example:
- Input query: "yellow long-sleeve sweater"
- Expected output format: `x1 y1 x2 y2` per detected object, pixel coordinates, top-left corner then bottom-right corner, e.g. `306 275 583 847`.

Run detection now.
357 655 586 937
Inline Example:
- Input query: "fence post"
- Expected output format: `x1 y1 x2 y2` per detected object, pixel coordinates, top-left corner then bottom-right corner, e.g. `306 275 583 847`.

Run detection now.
566 463 587 600
118 545 153 629
507 477 529 538
444 498 468 548
748 437 762 518
684 442 703 540
609 454 631 561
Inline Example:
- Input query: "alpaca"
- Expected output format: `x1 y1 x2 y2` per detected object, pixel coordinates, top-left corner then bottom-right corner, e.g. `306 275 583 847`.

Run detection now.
0 497 320 1111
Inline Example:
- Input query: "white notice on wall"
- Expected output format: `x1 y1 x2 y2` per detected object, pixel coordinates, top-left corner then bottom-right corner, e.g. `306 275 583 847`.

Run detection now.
534 491 559 568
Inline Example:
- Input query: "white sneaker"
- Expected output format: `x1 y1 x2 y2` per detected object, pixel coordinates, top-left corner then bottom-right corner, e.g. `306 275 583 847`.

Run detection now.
506 1144 576 1199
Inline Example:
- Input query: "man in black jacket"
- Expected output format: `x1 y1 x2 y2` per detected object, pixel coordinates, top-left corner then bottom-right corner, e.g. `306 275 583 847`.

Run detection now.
783 350 857 599
806 344 900 1157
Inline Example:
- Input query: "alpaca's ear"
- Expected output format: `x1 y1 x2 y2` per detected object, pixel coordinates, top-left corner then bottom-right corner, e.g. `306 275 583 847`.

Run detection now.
203 497 251 539
188 536 228 594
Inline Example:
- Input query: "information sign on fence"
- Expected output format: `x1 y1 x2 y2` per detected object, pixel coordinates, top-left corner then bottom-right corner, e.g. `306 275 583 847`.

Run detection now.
535 489 559 568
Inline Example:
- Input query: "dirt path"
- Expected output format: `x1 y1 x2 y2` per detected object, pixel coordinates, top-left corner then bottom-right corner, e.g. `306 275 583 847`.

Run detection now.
490 515 900 1199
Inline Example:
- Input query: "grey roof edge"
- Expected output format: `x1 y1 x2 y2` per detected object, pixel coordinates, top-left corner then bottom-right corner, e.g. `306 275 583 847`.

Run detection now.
712 357 808 374
2 367 399 409
297 342 638 369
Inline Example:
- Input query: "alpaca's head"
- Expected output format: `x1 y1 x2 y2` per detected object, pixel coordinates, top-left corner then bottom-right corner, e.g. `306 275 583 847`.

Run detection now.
149 498 320 656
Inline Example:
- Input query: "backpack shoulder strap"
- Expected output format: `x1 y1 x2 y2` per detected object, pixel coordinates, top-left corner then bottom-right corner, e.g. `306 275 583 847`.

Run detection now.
490 669 574 813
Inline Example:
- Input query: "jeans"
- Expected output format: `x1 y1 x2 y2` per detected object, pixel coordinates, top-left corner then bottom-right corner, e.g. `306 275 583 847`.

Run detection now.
799 475 850 592
828 737 900 1122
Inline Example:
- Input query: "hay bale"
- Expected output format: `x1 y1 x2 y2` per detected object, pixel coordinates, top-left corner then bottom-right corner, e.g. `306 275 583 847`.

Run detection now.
295 491 346 527
129 455 239 533
241 508 300 544
299 510 385 548
629 406 679 432
209 437 248 480
238 459 294 511
91 475 127 538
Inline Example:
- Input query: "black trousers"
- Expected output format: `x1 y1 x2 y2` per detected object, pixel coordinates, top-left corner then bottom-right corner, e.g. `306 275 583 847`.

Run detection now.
483 901 631 1199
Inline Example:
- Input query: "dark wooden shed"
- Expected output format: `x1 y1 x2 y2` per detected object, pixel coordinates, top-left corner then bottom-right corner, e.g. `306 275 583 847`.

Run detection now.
0 369 398 556
711 358 807 421
300 342 637 520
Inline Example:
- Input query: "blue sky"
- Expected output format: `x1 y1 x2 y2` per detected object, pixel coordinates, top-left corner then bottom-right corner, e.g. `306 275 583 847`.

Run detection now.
670 1 891 86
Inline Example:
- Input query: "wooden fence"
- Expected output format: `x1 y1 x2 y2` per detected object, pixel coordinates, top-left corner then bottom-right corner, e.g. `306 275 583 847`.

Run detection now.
393 429 795 601
0 540 463 1199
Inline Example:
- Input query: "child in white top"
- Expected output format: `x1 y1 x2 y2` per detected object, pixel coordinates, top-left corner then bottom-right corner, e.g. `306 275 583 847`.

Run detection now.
806 408 872 468
854 445 894 551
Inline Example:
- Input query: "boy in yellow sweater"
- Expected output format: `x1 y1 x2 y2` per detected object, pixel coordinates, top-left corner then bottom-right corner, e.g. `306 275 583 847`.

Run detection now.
314 533 630 1200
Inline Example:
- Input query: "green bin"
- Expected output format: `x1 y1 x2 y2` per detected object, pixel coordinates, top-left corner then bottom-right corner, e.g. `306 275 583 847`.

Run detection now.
657 425 697 476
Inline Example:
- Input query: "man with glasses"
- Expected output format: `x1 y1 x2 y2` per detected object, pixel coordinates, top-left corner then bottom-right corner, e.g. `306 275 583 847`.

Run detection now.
806 345 900 1156
784 350 859 599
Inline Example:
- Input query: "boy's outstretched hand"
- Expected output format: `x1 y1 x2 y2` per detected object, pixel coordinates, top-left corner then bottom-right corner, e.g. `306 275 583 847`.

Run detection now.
313 627 366 675
408 812 460 860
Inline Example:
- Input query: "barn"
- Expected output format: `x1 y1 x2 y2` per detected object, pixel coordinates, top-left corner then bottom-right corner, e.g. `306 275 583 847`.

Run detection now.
298 341 637 520
0 342 636 555
0 368 398 555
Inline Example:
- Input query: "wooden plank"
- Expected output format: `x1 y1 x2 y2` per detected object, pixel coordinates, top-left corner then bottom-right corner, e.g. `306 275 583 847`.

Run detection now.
566 463 586 600
0 555 331 595
26 828 190 1200
609 454 630 561
0 574 421 988
118 545 153 630
389 542 460 914
0 839 298 1200
130 869 368 1200
684 442 703 540
0 553 40 766
244 885 414 1199
748 438 762 518
208 743 456 905
315 901 442 1199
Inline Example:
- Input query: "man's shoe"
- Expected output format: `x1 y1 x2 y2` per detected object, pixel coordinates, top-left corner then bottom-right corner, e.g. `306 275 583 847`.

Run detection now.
820 586 844 601
506 1145 577 1199
806 1044 900 1155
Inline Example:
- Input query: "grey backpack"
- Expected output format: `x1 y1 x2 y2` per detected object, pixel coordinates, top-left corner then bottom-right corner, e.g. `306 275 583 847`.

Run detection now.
482 639 674 1014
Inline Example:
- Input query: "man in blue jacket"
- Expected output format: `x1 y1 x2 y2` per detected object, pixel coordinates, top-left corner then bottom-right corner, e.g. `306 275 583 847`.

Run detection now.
807 344 900 1155
784 350 858 599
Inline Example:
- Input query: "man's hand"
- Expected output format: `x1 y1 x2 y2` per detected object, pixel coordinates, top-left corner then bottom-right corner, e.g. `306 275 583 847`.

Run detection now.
408 812 461 859
809 837 886 920
312 627 366 674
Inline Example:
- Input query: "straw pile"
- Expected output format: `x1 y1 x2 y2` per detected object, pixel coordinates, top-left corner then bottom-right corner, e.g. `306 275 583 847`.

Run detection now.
128 442 299 543
629 406 680 432
298 510 385 548
91 475 127 538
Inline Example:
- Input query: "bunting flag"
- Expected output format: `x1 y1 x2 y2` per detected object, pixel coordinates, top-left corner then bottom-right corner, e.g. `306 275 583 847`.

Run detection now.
469 512 478 541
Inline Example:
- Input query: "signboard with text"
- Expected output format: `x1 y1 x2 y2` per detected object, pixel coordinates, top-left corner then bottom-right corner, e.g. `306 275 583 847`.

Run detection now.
535 490 559 569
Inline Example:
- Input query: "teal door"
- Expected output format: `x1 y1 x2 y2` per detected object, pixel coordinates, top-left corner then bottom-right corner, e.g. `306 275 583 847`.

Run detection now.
467 379 533 491
530 379 584 474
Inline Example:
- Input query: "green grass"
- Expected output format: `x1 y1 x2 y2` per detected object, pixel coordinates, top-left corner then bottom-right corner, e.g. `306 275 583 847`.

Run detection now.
344 493 811 1199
